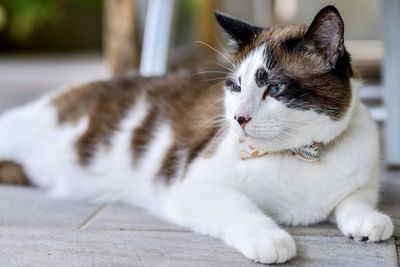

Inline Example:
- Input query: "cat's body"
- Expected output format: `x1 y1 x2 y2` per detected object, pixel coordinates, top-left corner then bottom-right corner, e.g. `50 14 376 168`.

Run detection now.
0 6 393 264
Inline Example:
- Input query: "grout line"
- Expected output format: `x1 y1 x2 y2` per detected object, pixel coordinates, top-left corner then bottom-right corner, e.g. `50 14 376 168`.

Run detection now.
395 237 400 266
78 203 110 230
93 228 191 233
78 188 125 230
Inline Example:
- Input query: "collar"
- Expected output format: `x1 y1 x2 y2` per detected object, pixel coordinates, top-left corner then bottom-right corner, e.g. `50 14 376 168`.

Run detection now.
239 138 321 163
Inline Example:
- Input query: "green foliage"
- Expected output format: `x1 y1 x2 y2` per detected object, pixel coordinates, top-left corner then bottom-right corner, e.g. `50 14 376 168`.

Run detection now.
180 0 197 19
0 0 102 40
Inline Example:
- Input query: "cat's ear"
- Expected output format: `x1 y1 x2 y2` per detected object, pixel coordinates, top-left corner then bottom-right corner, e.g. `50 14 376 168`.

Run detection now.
215 11 263 52
304 5 345 68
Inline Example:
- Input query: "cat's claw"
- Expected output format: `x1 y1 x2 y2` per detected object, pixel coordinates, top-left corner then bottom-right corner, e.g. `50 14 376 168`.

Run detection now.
237 228 296 264
340 212 393 242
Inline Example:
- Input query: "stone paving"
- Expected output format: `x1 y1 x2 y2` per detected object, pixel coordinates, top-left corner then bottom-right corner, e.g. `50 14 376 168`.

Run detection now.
0 181 398 267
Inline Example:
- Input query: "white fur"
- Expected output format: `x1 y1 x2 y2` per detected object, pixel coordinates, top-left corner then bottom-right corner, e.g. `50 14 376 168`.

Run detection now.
0 50 393 264
226 44 355 152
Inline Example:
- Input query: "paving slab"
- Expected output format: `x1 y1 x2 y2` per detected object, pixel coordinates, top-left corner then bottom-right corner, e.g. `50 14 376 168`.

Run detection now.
292 235 397 267
0 228 260 267
0 176 399 267
0 186 100 229
380 170 400 238
84 196 398 239
88 203 186 232
0 227 397 267
288 224 341 237
92 204 344 237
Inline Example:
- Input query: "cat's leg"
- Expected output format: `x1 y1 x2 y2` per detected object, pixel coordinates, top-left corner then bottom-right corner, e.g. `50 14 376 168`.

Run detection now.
334 182 393 242
0 110 28 185
162 181 296 264
0 102 51 186
0 98 56 187
0 161 29 185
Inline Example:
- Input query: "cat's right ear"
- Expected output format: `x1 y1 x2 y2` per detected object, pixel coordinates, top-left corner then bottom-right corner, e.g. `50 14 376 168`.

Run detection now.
214 11 263 52
304 6 345 69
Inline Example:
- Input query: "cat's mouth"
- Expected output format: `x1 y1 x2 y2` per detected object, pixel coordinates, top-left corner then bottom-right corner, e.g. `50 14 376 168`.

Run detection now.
245 134 275 142
239 128 275 142
242 126 289 143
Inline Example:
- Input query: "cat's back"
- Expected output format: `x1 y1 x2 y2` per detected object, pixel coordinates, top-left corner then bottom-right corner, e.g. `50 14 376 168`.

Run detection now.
0 70 225 198
50 70 224 165
51 70 222 129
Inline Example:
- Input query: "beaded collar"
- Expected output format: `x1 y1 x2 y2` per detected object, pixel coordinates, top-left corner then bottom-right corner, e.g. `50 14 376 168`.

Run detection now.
239 138 321 163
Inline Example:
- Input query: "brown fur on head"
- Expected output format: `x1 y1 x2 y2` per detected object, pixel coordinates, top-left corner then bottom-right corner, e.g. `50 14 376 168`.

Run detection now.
216 6 358 152
215 5 353 120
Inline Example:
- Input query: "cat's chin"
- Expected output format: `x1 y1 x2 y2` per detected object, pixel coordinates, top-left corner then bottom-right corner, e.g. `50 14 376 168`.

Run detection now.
240 135 291 153
231 127 284 152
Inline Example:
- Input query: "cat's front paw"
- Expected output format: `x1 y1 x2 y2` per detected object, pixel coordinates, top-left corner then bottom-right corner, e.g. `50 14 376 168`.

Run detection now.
339 211 393 242
236 228 296 264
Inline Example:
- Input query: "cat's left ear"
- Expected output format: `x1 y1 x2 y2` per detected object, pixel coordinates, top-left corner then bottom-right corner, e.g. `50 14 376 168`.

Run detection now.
304 5 345 69
215 11 263 52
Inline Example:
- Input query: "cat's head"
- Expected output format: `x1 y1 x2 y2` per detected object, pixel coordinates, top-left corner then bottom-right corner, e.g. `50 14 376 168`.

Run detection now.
216 5 359 152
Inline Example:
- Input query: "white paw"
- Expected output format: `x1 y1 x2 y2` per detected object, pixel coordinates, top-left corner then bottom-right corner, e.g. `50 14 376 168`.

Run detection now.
340 211 393 242
235 228 296 264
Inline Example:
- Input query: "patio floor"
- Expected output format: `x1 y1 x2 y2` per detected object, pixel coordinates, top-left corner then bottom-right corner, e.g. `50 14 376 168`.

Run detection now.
0 57 399 266
0 176 398 267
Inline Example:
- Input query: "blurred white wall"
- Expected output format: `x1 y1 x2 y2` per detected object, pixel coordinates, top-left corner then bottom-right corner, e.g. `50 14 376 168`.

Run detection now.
221 0 383 41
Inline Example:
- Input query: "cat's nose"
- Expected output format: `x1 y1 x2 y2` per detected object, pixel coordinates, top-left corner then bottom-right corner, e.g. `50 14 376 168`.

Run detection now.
234 115 251 129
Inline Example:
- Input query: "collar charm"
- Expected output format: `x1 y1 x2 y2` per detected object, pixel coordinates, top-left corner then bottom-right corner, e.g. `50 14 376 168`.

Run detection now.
239 139 321 163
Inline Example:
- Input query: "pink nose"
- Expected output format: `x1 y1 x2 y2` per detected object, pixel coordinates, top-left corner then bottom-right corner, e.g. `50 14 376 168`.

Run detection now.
234 115 251 129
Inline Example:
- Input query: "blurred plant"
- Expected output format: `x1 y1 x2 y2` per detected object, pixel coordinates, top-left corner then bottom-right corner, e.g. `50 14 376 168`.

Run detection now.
179 0 197 20
0 5 7 31
0 0 101 41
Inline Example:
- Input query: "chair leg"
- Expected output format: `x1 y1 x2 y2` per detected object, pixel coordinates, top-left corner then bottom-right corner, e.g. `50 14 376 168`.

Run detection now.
140 0 176 76
383 0 400 166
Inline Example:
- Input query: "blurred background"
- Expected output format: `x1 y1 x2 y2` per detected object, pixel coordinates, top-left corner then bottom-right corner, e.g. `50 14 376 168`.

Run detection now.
0 0 399 167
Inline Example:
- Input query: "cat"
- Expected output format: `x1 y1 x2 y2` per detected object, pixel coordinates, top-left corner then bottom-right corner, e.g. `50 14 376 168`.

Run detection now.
0 5 393 264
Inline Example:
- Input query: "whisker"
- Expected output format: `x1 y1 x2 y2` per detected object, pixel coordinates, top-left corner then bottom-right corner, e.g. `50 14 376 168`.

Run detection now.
210 80 229 87
214 34 236 66
194 40 237 69
208 60 236 73
192 70 230 76
198 77 228 82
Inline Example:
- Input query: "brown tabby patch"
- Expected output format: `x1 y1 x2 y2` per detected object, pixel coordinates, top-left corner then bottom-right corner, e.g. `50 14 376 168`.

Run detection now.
0 161 29 185
52 71 225 183
52 75 144 164
156 143 181 183
131 105 159 164
139 71 224 182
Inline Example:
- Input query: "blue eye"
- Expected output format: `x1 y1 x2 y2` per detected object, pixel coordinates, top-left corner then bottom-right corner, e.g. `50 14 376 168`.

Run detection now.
268 84 286 97
225 80 241 93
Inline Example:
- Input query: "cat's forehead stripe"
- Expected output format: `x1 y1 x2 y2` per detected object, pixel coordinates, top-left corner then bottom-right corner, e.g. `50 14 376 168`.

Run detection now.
255 68 268 88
